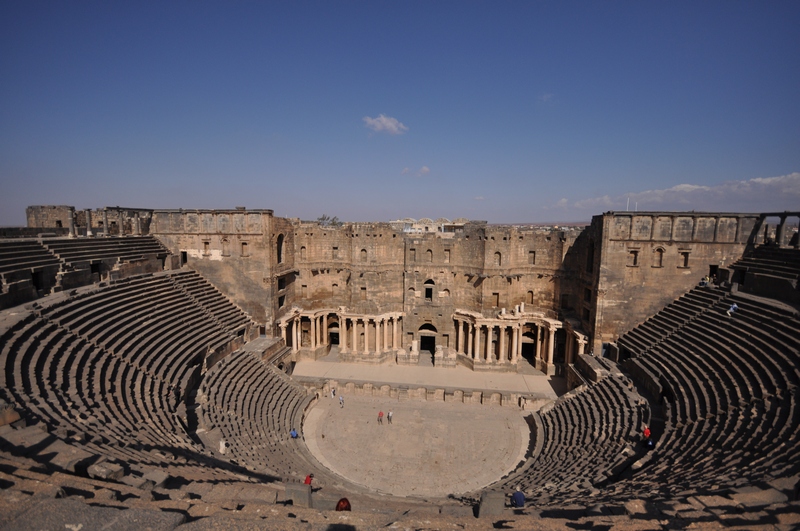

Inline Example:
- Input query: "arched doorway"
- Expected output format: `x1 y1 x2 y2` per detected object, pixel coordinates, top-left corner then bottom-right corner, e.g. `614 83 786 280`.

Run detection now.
520 326 538 369
418 323 437 366
327 315 340 346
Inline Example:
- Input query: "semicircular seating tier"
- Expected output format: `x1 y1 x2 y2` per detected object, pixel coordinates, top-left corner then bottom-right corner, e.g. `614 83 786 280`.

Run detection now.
0 270 258 481
196 350 336 485
489 368 649 506
615 285 800 500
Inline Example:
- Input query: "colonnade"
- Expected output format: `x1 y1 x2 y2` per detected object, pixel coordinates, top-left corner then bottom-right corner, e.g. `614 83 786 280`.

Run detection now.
453 316 560 368
279 312 335 353
339 313 402 354
278 310 403 355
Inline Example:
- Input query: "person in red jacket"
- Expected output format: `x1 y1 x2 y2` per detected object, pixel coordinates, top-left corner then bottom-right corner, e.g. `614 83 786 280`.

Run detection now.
304 473 314 485
643 425 651 439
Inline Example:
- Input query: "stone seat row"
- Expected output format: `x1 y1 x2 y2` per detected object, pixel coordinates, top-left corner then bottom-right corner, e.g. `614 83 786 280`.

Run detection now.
0 315 204 475
614 291 800 500
199 350 319 482
169 272 254 334
494 372 646 501
0 270 258 481
617 287 727 357
41 236 169 266
631 393 800 496
39 272 247 391
0 241 61 276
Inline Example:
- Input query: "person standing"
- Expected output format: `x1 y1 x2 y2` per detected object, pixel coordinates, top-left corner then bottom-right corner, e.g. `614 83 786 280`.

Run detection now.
378 411 384 424
387 410 393 424
643 425 651 440
339 395 344 408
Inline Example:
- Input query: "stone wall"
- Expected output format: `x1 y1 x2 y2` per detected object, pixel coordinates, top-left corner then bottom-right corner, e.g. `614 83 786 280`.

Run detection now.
27 205 154 236
151 209 275 325
570 212 760 354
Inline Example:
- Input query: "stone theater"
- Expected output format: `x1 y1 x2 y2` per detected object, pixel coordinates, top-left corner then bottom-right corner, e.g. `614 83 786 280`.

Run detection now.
0 204 798 528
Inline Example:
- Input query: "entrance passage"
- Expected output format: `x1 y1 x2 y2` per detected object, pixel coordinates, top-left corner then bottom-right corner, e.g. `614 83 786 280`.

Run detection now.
419 336 435 366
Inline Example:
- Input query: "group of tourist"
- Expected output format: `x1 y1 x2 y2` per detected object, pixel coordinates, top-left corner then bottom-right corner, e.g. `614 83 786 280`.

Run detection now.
377 410 393 424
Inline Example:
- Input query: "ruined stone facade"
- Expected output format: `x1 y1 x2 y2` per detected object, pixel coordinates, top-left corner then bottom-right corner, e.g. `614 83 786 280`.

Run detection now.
26 205 153 237
27 205 793 375
561 212 762 355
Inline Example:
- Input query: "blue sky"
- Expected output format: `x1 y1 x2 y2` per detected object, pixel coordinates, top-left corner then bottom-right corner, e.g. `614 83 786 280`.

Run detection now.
1 1 798 225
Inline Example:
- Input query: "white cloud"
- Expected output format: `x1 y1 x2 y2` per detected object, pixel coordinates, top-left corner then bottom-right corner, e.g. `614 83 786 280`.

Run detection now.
573 195 615 210
363 114 408 135
539 93 554 103
402 166 431 177
474 196 484 201
563 172 800 216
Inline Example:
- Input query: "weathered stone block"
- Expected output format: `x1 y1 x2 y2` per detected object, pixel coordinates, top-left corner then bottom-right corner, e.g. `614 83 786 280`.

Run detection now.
478 490 505 518
88 461 124 481
285 483 312 508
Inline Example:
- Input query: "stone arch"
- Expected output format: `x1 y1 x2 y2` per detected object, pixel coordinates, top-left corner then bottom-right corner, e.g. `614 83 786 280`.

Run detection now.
494 252 502 266
653 246 665 267
221 238 230 257
418 323 437 334
424 279 435 301
527 290 534 304
360 248 367 262
426 249 433 262
300 246 306 260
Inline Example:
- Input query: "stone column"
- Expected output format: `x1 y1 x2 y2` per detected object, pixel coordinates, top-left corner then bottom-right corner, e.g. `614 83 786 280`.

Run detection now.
102 209 109 237
68 208 76 238
134 213 141 235
499 326 507 363
457 320 464 354
383 318 389 352
546 326 555 366
534 325 542 362
485 326 492 361
340 318 347 353
322 315 328 345
353 318 358 353
363 319 369 354
473 325 480 360
577 337 586 355
393 317 400 349
291 320 298 352
466 324 472 357
511 326 519 363
280 323 287 344
310 317 317 349
85 209 93 237
777 215 787 247
565 334 573 365
376 319 382 352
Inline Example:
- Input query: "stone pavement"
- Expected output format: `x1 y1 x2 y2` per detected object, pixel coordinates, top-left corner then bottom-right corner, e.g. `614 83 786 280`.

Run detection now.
293 354 565 399
303 394 530 498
